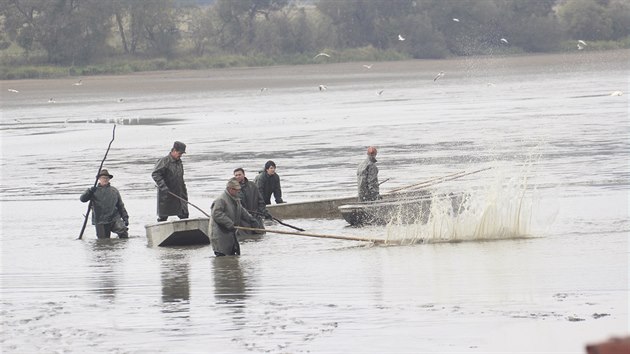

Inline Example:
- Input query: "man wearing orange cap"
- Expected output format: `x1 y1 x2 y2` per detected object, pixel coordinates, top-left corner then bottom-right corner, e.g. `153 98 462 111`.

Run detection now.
356 146 380 201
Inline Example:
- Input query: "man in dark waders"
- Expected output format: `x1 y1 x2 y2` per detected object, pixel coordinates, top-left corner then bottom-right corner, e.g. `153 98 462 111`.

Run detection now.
80 169 129 238
152 141 189 222
357 146 380 202
210 178 259 256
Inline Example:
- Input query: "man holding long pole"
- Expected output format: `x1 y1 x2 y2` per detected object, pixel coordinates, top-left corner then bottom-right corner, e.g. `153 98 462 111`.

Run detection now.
79 169 129 239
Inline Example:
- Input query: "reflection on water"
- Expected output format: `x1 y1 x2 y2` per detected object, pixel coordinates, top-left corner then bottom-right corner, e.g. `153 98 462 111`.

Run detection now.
212 256 248 305
212 256 250 331
87 238 127 300
160 252 191 314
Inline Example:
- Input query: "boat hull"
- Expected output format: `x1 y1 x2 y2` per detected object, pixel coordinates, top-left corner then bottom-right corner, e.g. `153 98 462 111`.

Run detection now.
339 193 465 226
266 191 431 220
145 218 211 247
339 198 431 226
267 195 357 219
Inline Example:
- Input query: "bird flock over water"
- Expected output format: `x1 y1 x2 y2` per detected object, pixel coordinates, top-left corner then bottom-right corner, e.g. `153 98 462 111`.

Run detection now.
6 79 126 105
4 20 624 122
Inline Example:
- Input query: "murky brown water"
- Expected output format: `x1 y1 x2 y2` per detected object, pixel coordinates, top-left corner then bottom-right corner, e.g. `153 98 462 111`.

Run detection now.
1 50 628 353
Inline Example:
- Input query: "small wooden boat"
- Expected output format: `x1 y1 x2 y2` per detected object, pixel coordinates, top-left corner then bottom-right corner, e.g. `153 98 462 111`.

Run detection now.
267 195 357 219
266 169 489 220
339 192 465 226
145 217 211 247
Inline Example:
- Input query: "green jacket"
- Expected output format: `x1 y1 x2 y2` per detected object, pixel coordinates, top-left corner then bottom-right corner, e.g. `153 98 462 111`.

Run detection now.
357 155 379 201
80 184 129 225
210 190 257 255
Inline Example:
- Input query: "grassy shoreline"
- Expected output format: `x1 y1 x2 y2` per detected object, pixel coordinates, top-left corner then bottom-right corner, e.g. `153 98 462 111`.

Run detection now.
1 40 627 81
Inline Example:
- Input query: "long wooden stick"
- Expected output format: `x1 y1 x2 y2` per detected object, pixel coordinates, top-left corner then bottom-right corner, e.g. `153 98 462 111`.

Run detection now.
168 191 210 218
78 125 116 240
171 194 386 243
402 167 493 192
236 226 390 244
166 193 378 243
387 167 492 194
386 170 467 193
248 209 306 231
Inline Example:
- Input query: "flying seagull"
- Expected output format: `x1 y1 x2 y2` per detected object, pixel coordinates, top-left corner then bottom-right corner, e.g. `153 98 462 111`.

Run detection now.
433 71 445 81
398 34 406 41
73 79 83 86
376 90 384 96
7 89 19 93
313 52 330 59
318 84 327 91
362 64 373 69
610 91 623 96
452 18 460 22
577 40 587 50
48 98 56 103
500 38 509 44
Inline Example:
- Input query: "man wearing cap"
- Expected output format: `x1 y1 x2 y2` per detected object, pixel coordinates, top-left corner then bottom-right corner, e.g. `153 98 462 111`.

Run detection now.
80 169 129 238
234 168 270 236
357 146 380 202
210 177 259 256
152 141 189 222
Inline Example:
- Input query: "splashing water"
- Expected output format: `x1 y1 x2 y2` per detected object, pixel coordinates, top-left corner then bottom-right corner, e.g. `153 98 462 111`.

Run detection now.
384 166 540 245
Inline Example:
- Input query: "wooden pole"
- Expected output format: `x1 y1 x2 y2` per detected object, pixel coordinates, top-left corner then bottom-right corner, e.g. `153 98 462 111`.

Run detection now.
167 192 392 244
387 167 492 194
235 226 391 244
78 125 116 239
168 191 210 218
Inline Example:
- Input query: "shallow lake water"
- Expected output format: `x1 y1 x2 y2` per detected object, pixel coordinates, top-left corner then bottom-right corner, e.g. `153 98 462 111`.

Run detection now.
1 50 628 353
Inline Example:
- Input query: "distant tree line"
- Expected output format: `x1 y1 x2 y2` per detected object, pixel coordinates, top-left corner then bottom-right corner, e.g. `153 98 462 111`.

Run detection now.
0 0 628 66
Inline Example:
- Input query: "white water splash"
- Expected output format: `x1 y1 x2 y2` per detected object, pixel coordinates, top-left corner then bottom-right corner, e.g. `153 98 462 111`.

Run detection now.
384 165 545 244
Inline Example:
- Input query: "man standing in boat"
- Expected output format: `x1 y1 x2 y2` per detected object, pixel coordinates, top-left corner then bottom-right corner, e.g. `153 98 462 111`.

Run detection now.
80 169 129 238
255 160 284 205
234 168 270 235
211 177 259 256
357 146 380 202
152 141 189 222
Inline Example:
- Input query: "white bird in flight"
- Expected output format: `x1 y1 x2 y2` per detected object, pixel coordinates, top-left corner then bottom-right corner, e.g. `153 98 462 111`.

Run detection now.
7 89 19 93
433 71 445 81
398 34 405 41
376 90 384 96
452 18 460 22
313 52 330 59
610 91 623 96
318 84 327 91
362 64 373 69
73 79 83 86
577 40 587 50
500 38 509 44
48 98 56 103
